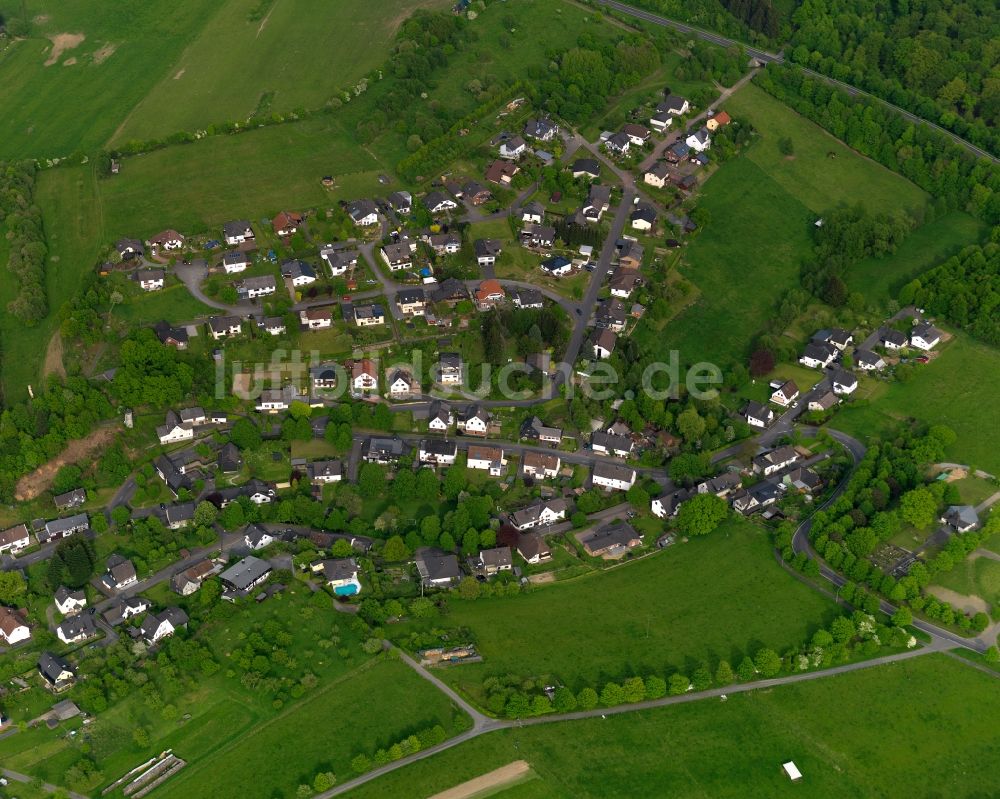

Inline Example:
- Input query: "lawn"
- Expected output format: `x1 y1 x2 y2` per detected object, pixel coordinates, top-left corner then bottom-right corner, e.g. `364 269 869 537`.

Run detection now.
722 82 928 215
931 556 1000 617
114 283 215 325
0 163 106 402
830 332 1000 476
343 654 1000 799
953 475 999 507
659 157 814 366
845 211 985 306
400 518 838 701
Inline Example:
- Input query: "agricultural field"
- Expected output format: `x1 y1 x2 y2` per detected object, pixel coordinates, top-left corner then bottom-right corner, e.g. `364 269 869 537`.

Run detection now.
343 654 1000 799
830 332 1000 476
394 518 839 703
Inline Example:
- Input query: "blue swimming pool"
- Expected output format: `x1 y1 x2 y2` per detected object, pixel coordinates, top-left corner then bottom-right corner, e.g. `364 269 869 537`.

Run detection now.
334 584 359 596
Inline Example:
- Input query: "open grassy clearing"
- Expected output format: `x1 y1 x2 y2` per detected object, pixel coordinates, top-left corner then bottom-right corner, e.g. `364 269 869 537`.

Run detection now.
0 164 105 402
399 518 838 701
829 333 1000 476
344 654 1000 799
112 0 450 144
931 556 1000 618
845 211 985 306
722 82 928 215
658 157 813 366
953 475 999 507
0 0 220 159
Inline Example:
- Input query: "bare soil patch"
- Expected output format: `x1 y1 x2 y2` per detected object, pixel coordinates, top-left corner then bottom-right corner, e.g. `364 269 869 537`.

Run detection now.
92 43 117 64
44 32 85 66
928 585 989 616
173 68 186 80
428 761 531 799
15 424 118 501
62 57 77 66
42 330 66 380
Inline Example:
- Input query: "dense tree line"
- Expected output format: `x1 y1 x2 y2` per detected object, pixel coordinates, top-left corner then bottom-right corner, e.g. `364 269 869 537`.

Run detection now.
899 243 1000 346
755 65 1000 226
720 0 780 38
480 306 569 365
609 0 777 44
0 161 48 323
788 0 1000 157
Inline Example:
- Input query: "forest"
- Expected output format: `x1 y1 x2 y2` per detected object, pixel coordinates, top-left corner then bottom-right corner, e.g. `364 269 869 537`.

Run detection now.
899 243 1000 346
0 161 48 324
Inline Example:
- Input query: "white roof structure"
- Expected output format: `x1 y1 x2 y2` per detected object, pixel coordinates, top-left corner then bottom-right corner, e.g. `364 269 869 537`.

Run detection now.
782 761 802 781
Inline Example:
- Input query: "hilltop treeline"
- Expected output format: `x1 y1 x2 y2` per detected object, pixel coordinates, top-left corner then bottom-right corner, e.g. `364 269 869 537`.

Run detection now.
0 161 48 323
900 243 1000 346
755 65 1000 226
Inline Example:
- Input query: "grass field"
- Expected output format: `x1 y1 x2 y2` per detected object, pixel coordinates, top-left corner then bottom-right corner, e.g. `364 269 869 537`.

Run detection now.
0 164 105 402
830 333 1000 476
403 518 837 701
656 157 814 365
343 654 1000 799
722 82 928 215
931 556 1000 617
846 211 985 306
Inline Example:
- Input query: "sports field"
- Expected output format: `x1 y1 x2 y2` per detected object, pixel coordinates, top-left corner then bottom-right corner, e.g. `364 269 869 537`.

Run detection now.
830 332 1000 476
404 519 838 702
344 654 1000 798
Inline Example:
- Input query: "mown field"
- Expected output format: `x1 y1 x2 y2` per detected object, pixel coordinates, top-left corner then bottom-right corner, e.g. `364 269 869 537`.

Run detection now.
400 519 838 702
343 654 1000 799
931 555 1000 618
830 332 1000 476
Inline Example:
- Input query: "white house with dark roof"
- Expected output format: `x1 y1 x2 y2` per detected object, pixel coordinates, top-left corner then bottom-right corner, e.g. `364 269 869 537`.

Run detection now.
910 322 942 350
222 251 249 273
499 135 527 159
54 586 87 616
281 259 317 287
56 614 96 644
941 505 979 532
591 462 636 491
467 445 506 476
321 247 358 276
0 607 30 645
347 199 379 227
419 438 458 466
223 221 254 245
137 268 165 291
799 341 837 369
141 608 188 644
381 242 415 272
208 316 243 340
742 400 774 429
510 499 567 530
770 380 799 407
855 350 886 371
881 328 909 349
830 368 858 395
244 524 276 550
685 127 711 152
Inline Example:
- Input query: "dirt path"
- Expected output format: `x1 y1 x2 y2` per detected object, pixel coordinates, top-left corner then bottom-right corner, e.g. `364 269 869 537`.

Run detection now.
42 330 66 380
428 761 531 799
15 423 118 501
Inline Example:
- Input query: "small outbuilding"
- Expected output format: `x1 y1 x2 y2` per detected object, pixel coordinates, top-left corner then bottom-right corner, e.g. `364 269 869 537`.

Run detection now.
782 761 802 782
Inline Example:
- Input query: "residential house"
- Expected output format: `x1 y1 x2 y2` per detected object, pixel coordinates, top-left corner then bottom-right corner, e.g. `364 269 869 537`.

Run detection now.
56 614 96 645
346 199 379 227
752 445 799 476
649 110 673 131
541 255 573 277
473 546 513 576
100 555 138 593
244 524 276 550
799 341 838 369
814 327 853 351
629 203 657 231
0 606 30 645
517 531 552 563
214 479 276 507
512 288 544 309
855 350 886 371
571 158 601 180
426 232 462 256
521 416 561 446
622 123 651 146
255 387 295 413
223 221 254 245
609 270 642 298
388 369 416 397
217 442 243 474
432 277 469 304
521 201 545 224
437 353 463 384
510 499 567 530
148 230 184 251
644 161 671 188
115 237 145 261
396 288 426 316
808 391 840 412
770 380 799 407
592 328 617 359
457 404 491 436
311 362 340 392
54 586 86 616
685 127 711 152
661 94 690 115
592 462 637 491
706 110 731 130
153 321 189 349
272 210 303 237
521 451 561 479
419 438 459 466
591 431 633 458
40 514 89 545
463 181 492 205
881 328 909 349
141 608 189 644
605 132 631 155
524 118 558 141
910 322 942 350
254 316 284 336
237 274 276 300
427 400 454 432
38 652 75 692
521 224 556 249
362 437 406 464
207 315 243 340
941 505 979 532
467 445 507 476
474 238 503 267
170 559 217 595
154 456 191 498
582 521 642 558
742 400 774 429
475 279 505 309
53 488 86 511
319 558 361 596
665 141 690 163
618 240 644 270
353 303 386 327
381 242 415 272
219 556 272 594
321 247 358 276
300 306 333 329
415 548 462 588
485 159 519 185
499 135 527 159
782 467 823 493
103 595 151 627
388 191 412 215
423 191 458 215
308 460 343 483
596 298 628 332
222 251 249 273
831 368 858 395
352 359 379 392
697 472 743 498
583 185 612 222
164 502 196 530
136 268 165 291
281 259 317 286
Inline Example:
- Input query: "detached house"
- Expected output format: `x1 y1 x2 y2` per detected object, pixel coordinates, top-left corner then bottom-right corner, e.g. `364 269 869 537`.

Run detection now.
753 446 799 476
300 306 333 329
463 181 492 205
346 199 379 227
219 555 272 595
830 368 858 395
808 391 840 412
272 210 303 237
524 118 558 141
388 191 412 215
855 350 886 371
622 123 651 146
742 400 774 429
148 230 184 251
40 513 89 545
281 259 317 287
512 288 544 309
473 546 513 576
363 437 406 464
770 380 799 407
321 247 358 277
685 127 711 152
415 548 462 588
814 328 853 351
630 204 657 231
605 132 631 155
799 341 837 369
474 238 503 267
582 521 642 558
467 445 507 476
644 161 671 188
583 185 612 222
116 238 144 261
38 652 76 692
541 255 573 277
521 451 561 480
910 322 942 350
649 110 673 132
237 274 277 300
54 488 86 511
419 439 459 467
244 524 276 551
136 268 165 291
423 191 458 215
153 320 189 349
0 607 30 645
427 400 454 432
596 298 628 332
0 523 30 555
571 158 601 180
54 586 87 616
521 224 556 249
170 559 217 596
661 94 690 115
521 416 561 446
223 221 254 245
141 608 189 644
101 555 138 593
222 251 249 273
351 359 379 392
881 328 909 350
308 460 343 484
208 315 243 340
388 369 416 397
381 242 415 272
592 328 617 359
592 462 637 491
511 499 567 530
941 505 979 533
56 614 96 645
437 352 463 384
485 159 519 185
517 531 552 563
475 279 505 309
499 135 527 159
521 201 545 224
396 288 426 316
457 404 491 436
591 431 633 458
353 303 386 327
318 558 361 596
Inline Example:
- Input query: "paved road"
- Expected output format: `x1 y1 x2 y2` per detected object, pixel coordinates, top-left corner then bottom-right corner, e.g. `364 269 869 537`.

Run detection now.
2 769 90 799
593 0 997 164
319 642 941 797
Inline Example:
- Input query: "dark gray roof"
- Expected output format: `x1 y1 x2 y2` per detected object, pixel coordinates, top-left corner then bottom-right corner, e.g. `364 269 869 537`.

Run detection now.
38 652 74 684
219 556 272 592
415 548 461 583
